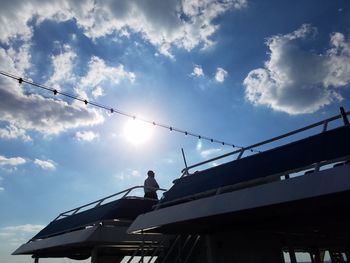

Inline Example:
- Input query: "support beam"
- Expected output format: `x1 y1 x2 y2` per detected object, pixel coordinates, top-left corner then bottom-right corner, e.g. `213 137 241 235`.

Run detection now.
288 247 297 263
340 107 349 125
205 235 214 263
91 247 98 263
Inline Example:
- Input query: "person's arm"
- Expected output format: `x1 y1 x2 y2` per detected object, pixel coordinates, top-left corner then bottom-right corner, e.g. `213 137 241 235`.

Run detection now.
151 177 159 189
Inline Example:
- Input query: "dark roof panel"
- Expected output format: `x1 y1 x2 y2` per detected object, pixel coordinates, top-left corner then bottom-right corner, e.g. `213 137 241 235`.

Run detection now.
161 125 350 205
33 198 157 240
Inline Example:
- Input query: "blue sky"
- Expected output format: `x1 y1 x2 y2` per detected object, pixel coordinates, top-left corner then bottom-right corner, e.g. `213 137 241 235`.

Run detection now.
0 0 350 262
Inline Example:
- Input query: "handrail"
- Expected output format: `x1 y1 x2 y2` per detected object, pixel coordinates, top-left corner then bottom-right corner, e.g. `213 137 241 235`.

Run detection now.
181 109 350 176
157 155 350 210
54 186 167 221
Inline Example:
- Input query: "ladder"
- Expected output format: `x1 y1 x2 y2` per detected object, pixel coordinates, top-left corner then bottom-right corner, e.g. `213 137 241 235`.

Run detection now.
157 234 201 263
126 234 201 263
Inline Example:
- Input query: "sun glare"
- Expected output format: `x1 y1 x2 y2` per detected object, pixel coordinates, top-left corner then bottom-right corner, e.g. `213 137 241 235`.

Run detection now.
123 119 153 145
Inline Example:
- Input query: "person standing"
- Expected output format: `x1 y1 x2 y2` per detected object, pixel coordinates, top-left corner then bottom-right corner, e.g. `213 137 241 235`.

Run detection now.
144 170 160 199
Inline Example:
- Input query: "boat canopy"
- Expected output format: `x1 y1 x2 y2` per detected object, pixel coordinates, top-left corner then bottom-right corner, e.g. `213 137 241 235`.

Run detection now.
31 186 163 240
160 122 350 207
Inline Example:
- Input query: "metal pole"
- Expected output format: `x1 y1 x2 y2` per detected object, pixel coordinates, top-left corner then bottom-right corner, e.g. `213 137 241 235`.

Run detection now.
91 247 98 263
236 149 245 160
181 148 189 177
141 230 144 263
160 235 181 263
340 107 349 125
288 247 297 263
322 121 328 132
205 235 214 263
184 235 200 263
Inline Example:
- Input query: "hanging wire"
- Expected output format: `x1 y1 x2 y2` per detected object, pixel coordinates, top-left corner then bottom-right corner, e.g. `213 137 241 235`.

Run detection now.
0 70 260 153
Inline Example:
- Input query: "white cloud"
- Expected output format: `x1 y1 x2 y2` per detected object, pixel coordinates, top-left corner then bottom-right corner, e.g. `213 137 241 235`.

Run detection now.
191 65 204 77
200 148 222 158
215 67 228 82
1 224 44 233
0 224 44 246
79 0 247 57
78 56 135 100
92 86 104 98
0 177 3 192
0 155 26 167
131 170 140 177
244 24 350 115
0 45 131 139
0 41 31 75
162 158 176 164
0 0 247 58
0 124 32 142
0 44 105 136
75 130 99 141
34 159 56 170
324 32 350 87
0 0 245 138
0 1 73 44
47 44 77 87
116 169 141 181
0 80 105 134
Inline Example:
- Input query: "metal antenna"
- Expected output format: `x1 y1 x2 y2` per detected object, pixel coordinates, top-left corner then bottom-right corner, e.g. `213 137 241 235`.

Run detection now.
181 148 189 176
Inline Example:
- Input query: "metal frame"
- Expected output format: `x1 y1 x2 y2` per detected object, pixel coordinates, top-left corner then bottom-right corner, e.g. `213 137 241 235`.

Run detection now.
156 154 350 210
181 109 350 177
53 186 167 221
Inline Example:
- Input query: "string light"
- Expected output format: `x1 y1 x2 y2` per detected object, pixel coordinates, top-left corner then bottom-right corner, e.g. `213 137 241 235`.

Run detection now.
0 70 261 153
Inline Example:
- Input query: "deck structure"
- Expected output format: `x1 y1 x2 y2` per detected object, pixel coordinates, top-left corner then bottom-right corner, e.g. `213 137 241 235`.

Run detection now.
14 109 350 263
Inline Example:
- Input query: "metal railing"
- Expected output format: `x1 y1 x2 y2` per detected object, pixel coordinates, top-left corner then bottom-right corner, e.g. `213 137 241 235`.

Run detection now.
181 108 350 177
53 186 167 221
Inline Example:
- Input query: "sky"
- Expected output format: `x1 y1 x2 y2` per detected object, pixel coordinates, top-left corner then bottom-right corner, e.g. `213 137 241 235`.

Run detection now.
0 0 350 262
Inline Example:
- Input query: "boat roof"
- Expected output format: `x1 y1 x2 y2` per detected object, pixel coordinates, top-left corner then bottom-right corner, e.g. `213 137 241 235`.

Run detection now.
159 124 350 208
128 163 350 235
13 186 166 257
129 111 350 234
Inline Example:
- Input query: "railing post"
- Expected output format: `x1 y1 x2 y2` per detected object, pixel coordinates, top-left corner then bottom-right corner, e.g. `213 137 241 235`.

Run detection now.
322 121 328 132
236 149 245 160
122 189 132 198
72 208 80 215
205 235 214 263
91 247 98 263
340 107 349 125
141 230 144 263
184 235 201 263
288 246 297 263
147 240 161 263
160 235 181 263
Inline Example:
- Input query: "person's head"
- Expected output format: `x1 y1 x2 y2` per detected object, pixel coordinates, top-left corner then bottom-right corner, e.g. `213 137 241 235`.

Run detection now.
147 170 155 177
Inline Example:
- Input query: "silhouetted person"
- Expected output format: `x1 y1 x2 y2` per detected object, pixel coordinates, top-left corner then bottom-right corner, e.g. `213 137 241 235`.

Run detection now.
144 170 159 199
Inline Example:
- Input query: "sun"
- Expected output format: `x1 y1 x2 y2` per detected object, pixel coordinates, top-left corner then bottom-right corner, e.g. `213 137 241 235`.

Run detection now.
123 119 153 145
